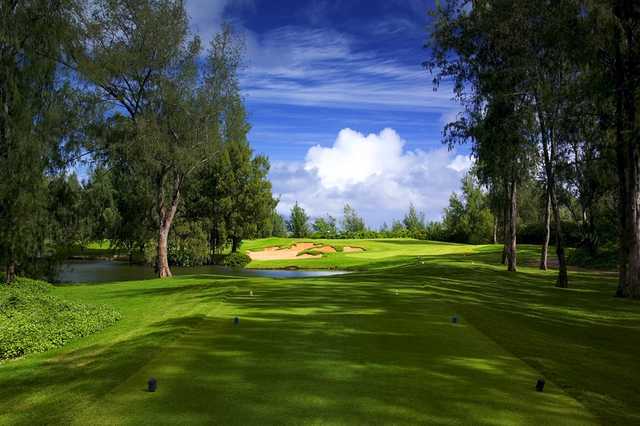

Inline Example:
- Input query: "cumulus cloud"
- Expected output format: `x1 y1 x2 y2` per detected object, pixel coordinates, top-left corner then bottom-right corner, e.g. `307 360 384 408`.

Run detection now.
447 154 474 173
270 128 473 227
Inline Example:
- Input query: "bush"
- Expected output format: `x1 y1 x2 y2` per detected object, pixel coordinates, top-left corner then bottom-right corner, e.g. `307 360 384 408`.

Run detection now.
223 252 251 269
0 278 121 360
567 245 618 270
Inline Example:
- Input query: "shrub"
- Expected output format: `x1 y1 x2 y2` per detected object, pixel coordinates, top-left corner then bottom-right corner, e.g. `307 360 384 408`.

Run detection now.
0 278 121 360
223 252 251 269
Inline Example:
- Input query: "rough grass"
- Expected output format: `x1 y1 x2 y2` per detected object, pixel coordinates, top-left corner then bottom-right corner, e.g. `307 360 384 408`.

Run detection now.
0 240 637 425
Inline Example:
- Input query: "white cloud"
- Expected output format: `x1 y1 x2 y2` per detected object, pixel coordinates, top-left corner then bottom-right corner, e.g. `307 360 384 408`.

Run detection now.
241 26 458 112
186 0 254 45
447 154 474 173
270 128 471 226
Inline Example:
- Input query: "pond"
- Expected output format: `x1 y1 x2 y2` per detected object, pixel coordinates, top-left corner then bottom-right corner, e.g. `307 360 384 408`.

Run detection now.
55 260 350 284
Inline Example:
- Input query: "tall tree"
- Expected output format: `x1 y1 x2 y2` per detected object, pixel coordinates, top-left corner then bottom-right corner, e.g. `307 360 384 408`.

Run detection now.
0 1 76 282
609 0 640 298
288 202 310 238
73 3 240 277
342 204 366 235
216 99 276 252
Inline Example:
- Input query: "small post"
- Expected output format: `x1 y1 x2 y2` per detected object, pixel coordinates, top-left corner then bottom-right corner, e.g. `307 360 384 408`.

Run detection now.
451 314 459 324
148 377 157 392
536 379 545 392
234 316 239 325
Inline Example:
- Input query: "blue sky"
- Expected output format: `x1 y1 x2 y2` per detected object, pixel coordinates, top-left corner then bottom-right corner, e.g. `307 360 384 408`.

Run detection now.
187 0 471 226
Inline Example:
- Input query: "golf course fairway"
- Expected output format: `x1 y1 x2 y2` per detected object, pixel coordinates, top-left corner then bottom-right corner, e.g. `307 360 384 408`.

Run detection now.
0 239 638 425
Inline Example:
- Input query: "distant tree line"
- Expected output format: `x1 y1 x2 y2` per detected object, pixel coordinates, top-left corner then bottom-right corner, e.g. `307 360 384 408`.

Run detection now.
425 0 639 297
0 1 276 282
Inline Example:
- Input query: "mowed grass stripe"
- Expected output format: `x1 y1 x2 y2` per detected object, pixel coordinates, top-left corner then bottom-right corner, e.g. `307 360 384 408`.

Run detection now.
74 276 595 425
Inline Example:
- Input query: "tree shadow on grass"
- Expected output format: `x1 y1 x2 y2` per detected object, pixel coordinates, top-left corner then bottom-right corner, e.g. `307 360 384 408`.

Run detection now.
79 293 594 425
341 250 640 425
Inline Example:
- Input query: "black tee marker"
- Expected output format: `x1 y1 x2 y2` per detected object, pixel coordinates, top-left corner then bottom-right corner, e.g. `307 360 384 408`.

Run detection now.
234 316 239 325
536 379 545 392
148 377 157 392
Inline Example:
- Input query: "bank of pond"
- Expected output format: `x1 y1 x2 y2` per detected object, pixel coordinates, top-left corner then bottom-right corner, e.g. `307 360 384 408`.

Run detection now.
56 260 350 284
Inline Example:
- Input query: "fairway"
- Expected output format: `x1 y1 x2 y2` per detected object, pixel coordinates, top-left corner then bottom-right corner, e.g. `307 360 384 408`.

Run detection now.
1 239 638 425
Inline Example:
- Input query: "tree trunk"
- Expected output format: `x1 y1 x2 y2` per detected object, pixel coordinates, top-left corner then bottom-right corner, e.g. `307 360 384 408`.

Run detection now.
492 215 498 244
5 260 16 283
231 237 240 253
614 1 640 298
536 93 569 288
550 188 568 288
501 188 509 265
157 222 172 278
507 179 517 272
540 188 551 270
155 175 181 279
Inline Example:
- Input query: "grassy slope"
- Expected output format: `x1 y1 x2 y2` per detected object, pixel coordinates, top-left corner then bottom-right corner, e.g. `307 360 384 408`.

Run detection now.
0 239 637 425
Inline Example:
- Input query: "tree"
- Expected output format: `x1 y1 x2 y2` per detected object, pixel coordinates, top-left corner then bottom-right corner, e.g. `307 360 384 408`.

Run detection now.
442 175 494 244
288 202 310 238
403 204 426 238
215 99 276 252
0 1 77 282
342 204 366 235
604 0 640 298
426 0 584 283
313 215 338 238
73 4 241 277
271 212 288 237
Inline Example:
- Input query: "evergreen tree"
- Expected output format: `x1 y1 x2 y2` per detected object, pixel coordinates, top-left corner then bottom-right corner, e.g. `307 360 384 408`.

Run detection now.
288 202 310 238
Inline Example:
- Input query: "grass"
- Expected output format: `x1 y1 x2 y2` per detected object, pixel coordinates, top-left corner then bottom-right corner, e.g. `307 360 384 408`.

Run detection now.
0 238 638 425
242 237 474 270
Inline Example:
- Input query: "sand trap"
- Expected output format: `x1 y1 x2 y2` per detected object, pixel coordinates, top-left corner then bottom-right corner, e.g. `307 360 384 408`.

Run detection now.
315 245 337 254
247 242 336 261
343 246 364 253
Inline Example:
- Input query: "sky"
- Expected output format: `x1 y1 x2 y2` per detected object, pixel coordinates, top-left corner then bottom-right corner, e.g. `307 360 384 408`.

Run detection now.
186 0 471 227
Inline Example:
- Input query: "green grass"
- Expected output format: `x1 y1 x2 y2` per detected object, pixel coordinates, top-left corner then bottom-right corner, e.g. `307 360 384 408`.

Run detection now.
0 239 637 425
242 237 475 270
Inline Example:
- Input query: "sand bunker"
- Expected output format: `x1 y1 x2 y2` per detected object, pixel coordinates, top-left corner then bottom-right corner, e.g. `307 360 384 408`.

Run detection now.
247 242 335 261
343 246 364 253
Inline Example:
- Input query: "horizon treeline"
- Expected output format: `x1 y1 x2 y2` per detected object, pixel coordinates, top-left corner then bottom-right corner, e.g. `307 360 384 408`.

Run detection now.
0 0 277 281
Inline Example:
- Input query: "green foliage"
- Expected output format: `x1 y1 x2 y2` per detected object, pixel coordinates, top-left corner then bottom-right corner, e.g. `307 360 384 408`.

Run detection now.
0 1 79 282
222 252 251 269
168 222 210 267
288 202 310 238
0 278 120 360
443 175 494 244
269 211 288 237
342 204 366 235
312 215 338 238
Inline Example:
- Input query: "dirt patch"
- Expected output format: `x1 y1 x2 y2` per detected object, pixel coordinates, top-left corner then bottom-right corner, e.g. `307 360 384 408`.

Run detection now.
247 242 336 261
343 246 364 253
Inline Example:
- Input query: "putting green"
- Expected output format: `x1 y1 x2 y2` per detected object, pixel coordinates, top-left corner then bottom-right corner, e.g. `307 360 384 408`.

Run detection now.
1 239 637 425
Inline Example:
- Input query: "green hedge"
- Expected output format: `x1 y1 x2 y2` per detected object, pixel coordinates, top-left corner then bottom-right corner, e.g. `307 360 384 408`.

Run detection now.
223 252 251 269
0 278 121 360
